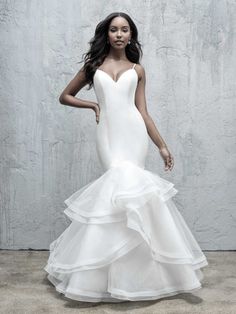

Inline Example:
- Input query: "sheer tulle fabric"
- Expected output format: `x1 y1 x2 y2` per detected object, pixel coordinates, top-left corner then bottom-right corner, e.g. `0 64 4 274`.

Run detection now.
44 161 208 302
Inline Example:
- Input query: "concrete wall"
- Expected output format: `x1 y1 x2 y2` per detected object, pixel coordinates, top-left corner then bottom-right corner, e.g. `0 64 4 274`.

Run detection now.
0 0 235 249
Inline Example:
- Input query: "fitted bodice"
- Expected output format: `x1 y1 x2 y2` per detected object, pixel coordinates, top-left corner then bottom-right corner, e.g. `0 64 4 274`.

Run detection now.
93 66 138 112
92 63 149 171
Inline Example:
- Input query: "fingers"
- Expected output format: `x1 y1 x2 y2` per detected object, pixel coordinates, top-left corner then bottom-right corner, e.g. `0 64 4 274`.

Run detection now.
168 154 174 170
94 104 100 124
165 154 174 171
159 147 174 171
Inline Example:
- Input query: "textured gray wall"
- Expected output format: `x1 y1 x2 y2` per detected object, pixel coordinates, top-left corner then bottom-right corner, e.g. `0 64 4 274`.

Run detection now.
0 0 235 250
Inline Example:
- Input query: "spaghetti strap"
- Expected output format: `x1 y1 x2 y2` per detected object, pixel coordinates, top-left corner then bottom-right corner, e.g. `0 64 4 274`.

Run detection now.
132 63 136 69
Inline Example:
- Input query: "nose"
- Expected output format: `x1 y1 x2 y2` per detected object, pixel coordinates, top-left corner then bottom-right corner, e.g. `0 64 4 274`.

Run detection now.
117 30 122 37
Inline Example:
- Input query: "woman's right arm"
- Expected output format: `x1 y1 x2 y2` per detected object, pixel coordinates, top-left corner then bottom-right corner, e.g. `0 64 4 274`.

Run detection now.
59 67 97 111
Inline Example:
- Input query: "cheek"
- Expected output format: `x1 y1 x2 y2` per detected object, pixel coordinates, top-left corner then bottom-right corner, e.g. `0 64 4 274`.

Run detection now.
108 32 115 38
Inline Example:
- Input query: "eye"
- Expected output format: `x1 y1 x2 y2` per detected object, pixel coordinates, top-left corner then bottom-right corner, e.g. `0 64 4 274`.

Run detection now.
109 28 129 32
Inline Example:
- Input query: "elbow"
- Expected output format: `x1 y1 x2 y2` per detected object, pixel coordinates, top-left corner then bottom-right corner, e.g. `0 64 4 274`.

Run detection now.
59 94 65 104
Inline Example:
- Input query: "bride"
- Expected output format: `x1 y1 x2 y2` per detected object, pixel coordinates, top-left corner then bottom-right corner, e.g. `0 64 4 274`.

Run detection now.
44 11 208 303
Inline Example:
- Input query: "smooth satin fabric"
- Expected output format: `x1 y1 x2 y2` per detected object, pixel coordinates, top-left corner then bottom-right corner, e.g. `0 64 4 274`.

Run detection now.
44 63 208 302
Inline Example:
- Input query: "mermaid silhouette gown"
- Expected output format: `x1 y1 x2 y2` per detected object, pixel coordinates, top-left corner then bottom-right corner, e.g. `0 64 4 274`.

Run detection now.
44 63 208 302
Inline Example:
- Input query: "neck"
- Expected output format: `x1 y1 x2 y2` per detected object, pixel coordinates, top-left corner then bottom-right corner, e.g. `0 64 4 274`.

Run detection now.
106 48 127 61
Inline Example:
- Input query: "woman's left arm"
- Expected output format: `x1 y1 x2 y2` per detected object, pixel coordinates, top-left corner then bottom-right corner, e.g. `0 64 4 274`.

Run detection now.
134 64 174 171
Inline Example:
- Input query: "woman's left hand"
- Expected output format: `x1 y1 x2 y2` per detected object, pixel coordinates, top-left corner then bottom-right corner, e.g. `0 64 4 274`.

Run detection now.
159 146 174 171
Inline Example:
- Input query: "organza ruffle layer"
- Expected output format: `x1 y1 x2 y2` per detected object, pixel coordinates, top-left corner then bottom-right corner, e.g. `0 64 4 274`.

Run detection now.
44 160 208 302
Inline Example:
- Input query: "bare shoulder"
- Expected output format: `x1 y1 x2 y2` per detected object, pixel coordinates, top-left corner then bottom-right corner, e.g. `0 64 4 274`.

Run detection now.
134 63 146 83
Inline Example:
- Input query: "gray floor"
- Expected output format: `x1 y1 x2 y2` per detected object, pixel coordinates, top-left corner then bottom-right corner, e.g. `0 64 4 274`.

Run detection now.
0 251 235 314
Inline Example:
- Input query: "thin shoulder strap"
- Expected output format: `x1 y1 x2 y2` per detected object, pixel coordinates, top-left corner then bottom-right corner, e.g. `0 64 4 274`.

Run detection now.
132 63 136 69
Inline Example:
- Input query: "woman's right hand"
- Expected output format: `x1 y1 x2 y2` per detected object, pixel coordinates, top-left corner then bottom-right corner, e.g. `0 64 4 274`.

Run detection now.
92 103 100 124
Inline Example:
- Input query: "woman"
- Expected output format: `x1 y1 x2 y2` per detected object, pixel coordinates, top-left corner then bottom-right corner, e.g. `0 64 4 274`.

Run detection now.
44 12 208 303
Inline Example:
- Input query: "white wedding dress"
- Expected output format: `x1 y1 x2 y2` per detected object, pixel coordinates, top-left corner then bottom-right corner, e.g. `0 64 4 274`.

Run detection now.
44 63 208 302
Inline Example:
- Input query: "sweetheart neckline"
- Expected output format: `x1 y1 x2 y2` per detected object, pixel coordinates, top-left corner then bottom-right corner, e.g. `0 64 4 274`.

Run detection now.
95 68 137 84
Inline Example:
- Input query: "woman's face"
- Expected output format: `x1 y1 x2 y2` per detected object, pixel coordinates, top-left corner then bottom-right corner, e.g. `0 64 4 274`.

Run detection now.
107 17 132 49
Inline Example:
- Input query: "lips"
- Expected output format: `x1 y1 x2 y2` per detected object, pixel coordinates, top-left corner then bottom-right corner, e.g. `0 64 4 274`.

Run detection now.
115 41 123 43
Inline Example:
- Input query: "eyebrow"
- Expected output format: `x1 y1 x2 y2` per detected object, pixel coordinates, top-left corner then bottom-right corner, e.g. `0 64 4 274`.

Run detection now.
109 25 129 28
